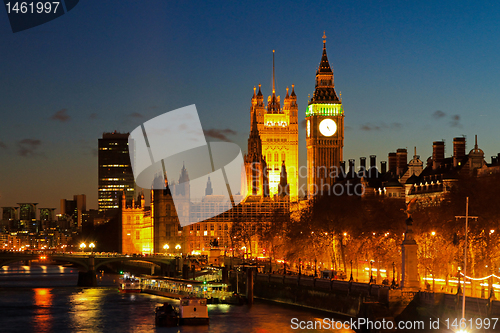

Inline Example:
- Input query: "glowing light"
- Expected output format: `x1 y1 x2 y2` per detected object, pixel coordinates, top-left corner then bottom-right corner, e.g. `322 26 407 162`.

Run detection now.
306 103 343 117
431 231 436 236
163 244 169 250
175 244 181 250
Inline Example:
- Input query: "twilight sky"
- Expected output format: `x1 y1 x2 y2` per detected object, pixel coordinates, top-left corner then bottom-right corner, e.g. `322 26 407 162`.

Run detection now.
1 0 500 212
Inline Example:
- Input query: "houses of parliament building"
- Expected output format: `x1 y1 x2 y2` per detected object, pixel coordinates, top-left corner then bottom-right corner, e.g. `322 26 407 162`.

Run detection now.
122 34 343 255
121 33 499 256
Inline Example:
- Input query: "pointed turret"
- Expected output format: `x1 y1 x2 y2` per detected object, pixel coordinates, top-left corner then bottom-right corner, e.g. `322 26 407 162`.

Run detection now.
179 162 189 183
317 31 333 74
176 163 190 196
257 83 262 97
121 190 126 209
267 50 281 113
310 32 339 104
290 84 296 97
205 176 213 196
278 160 290 197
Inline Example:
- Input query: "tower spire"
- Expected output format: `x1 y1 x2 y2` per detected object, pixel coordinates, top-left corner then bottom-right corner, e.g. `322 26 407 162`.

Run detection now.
272 50 276 95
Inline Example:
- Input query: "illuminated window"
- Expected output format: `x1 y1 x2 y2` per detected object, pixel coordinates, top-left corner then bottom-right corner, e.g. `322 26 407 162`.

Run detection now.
204 231 208 236
274 152 278 163
281 152 285 163
136 231 140 240
267 153 271 162
136 216 140 224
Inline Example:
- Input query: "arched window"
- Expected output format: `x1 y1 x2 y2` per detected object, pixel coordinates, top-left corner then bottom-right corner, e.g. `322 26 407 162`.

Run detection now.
274 152 278 163
135 216 140 224
267 152 271 162
281 152 286 163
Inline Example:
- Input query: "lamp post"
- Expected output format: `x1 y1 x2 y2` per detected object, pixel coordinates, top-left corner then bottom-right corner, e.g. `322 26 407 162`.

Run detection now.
391 262 396 288
455 197 478 321
163 244 169 254
314 258 317 277
349 260 353 282
80 242 86 252
370 260 374 283
457 267 462 295
175 244 181 254
89 242 95 254
298 258 301 276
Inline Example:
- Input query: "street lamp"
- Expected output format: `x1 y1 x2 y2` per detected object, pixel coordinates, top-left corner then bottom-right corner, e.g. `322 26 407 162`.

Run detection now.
370 260 374 283
80 243 86 252
163 244 169 253
349 260 353 282
89 242 95 254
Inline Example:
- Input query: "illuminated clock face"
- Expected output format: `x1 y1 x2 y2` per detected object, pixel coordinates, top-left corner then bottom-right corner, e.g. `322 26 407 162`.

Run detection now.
306 119 310 137
319 119 337 136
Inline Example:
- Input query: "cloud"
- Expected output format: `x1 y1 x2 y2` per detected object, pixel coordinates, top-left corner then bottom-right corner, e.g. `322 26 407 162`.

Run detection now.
0 141 7 149
89 113 98 119
360 123 402 131
51 108 70 122
130 112 144 118
17 139 42 157
204 128 237 141
450 114 462 128
361 124 380 131
432 110 446 119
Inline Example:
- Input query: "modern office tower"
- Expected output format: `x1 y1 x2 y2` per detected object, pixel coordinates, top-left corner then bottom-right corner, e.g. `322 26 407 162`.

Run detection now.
60 194 86 229
306 33 345 197
18 203 37 221
98 131 135 215
39 208 56 229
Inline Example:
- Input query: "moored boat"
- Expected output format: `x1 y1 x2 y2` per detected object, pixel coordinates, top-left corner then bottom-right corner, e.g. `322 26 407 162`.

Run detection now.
178 297 209 325
118 272 141 293
155 303 179 327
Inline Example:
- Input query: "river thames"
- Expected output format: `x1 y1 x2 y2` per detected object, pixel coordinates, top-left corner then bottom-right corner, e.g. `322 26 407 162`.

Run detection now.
0 263 354 333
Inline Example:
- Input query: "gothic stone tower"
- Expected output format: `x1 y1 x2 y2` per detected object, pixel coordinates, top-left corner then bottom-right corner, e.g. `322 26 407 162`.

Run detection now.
306 33 345 197
250 51 299 199
244 104 269 197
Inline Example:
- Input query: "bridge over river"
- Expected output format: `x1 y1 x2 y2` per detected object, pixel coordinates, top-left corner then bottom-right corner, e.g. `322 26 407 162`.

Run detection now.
0 251 180 286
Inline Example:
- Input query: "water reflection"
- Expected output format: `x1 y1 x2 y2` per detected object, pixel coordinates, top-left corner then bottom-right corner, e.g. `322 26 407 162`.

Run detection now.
32 288 53 333
69 288 103 331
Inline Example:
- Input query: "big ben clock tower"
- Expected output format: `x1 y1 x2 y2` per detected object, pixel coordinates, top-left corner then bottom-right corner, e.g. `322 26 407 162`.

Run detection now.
306 32 344 198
